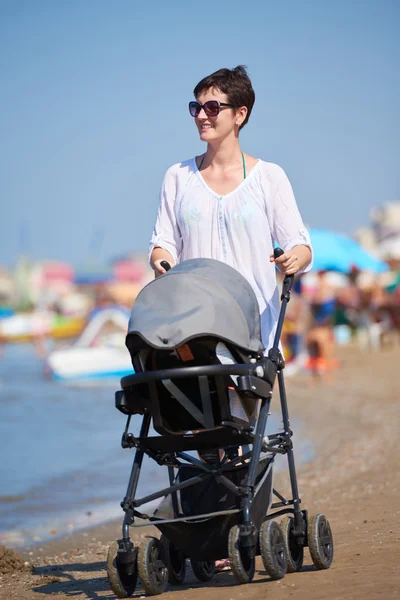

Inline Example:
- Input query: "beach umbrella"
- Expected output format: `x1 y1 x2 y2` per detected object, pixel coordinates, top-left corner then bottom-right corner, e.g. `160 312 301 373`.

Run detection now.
338 236 388 273
41 261 75 282
309 229 351 272
113 260 145 282
309 229 388 273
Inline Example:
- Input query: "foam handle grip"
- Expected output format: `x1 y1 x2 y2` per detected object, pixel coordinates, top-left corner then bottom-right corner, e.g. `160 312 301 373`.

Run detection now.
160 260 171 272
274 247 284 259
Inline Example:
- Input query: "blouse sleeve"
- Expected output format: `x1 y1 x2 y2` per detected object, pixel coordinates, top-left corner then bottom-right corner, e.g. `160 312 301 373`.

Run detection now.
148 166 182 264
269 164 313 273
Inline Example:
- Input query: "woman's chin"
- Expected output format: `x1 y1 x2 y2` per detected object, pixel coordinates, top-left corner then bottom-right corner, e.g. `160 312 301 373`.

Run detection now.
199 129 214 141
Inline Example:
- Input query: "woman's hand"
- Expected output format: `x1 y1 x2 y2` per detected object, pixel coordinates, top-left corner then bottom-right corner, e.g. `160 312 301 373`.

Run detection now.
153 259 171 277
270 245 311 275
150 247 175 277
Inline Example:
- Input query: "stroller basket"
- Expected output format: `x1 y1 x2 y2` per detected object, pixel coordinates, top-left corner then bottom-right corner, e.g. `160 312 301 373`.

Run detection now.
153 458 273 561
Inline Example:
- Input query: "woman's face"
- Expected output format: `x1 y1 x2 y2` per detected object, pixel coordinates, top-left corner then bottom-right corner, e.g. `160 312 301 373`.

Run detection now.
194 87 244 143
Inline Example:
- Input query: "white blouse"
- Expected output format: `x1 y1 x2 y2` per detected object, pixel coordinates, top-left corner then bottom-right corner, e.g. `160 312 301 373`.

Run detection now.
149 157 312 352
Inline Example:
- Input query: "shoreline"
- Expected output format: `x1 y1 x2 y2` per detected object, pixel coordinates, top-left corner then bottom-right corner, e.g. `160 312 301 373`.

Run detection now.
1 344 399 599
16 390 314 556
1 407 313 553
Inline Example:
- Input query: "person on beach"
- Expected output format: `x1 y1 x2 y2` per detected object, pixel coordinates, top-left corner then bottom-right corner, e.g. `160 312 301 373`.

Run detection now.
306 271 338 382
149 65 312 570
150 65 312 352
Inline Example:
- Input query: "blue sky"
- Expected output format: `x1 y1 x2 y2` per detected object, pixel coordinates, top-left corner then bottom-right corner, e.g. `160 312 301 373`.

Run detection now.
0 0 399 267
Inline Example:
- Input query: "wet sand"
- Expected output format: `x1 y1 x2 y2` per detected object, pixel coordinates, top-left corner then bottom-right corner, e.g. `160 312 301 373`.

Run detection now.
1 345 399 599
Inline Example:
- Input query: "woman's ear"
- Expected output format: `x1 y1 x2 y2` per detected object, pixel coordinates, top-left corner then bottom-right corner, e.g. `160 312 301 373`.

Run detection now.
236 106 248 127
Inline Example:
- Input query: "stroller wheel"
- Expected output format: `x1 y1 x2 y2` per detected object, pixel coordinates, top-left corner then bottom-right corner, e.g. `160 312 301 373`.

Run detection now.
307 514 334 569
259 520 287 580
228 524 255 584
107 541 138 598
138 536 168 595
280 516 304 572
190 559 215 582
160 535 187 585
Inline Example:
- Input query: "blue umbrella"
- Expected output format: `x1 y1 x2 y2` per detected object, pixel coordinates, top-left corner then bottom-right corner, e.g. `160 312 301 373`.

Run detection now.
338 235 388 273
309 229 388 273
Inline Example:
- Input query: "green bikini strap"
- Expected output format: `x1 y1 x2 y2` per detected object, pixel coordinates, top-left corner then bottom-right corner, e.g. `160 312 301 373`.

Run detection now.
197 151 246 178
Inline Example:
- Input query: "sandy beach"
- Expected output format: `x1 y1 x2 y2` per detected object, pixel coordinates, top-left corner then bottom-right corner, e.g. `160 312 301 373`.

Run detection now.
1 344 399 600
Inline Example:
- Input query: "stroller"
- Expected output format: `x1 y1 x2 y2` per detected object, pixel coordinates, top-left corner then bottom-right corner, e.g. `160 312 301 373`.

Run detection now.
107 254 333 597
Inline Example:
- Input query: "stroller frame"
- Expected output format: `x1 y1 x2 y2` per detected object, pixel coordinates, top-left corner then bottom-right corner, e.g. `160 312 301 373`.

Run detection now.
114 272 308 563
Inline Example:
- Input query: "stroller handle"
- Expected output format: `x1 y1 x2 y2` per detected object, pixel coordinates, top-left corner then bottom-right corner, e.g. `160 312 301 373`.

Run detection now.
271 247 295 351
273 247 284 260
160 260 172 271
273 247 295 291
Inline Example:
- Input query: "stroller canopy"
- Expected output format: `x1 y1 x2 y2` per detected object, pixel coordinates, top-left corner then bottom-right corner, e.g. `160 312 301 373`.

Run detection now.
126 258 264 354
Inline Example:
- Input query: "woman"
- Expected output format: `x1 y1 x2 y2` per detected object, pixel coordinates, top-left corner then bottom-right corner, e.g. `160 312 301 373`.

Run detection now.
149 65 312 353
149 66 312 571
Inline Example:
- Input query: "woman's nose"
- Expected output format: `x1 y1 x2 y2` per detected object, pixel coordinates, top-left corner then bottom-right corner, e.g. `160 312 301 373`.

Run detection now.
196 107 208 119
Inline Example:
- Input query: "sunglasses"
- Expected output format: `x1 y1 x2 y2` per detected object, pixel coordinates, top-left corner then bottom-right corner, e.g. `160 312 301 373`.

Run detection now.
188 100 235 118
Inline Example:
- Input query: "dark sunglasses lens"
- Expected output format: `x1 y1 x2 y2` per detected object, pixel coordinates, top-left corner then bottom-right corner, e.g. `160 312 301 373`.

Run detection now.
189 101 200 117
204 101 219 117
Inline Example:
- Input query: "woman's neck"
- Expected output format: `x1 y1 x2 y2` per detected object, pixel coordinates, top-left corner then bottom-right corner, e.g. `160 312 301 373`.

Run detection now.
204 137 242 168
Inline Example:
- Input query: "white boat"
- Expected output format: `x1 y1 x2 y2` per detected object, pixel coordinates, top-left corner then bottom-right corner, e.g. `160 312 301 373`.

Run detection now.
46 306 134 382
0 312 52 341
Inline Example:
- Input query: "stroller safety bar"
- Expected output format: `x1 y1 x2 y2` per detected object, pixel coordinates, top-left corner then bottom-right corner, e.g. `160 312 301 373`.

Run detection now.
121 361 275 389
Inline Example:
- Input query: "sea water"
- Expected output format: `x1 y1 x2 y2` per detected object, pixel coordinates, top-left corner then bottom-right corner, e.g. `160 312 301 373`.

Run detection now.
0 343 313 548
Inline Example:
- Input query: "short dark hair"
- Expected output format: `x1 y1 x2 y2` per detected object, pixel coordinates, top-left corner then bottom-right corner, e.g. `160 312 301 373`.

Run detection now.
193 65 255 130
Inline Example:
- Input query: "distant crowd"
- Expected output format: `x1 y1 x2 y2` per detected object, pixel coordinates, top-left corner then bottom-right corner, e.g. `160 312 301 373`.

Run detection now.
281 268 400 381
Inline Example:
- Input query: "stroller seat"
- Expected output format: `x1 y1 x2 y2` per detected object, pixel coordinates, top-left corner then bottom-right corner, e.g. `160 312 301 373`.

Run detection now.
119 336 267 436
118 258 274 441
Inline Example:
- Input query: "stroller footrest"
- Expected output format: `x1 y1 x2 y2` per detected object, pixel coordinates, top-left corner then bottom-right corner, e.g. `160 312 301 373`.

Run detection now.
138 428 252 454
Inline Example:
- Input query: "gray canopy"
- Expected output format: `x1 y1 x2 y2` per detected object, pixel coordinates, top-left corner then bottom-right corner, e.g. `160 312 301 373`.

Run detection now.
126 258 264 354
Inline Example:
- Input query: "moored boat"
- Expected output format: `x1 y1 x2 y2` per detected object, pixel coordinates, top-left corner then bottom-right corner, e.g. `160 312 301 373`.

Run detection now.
46 306 133 382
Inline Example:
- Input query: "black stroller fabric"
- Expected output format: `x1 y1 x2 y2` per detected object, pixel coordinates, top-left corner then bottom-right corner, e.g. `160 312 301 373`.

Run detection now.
126 258 265 355
153 458 274 561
